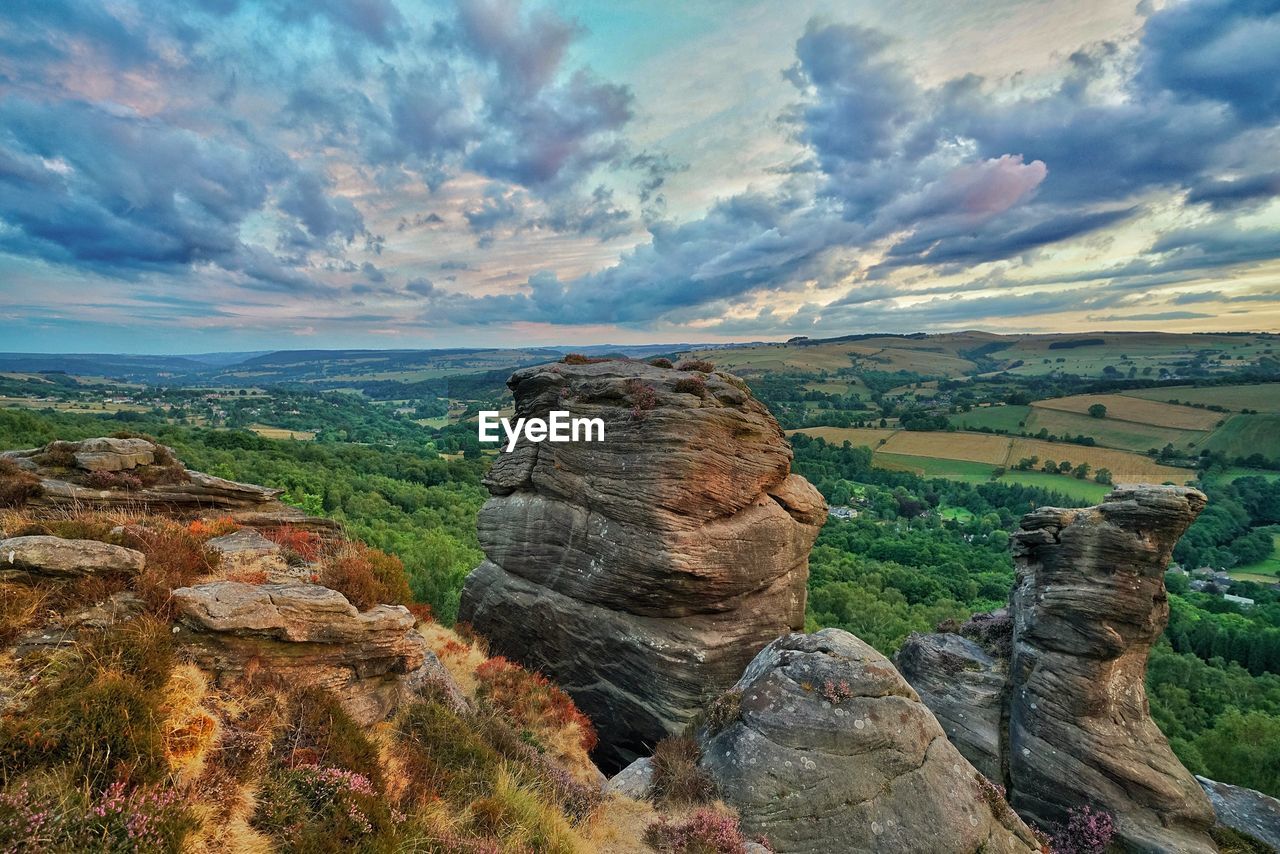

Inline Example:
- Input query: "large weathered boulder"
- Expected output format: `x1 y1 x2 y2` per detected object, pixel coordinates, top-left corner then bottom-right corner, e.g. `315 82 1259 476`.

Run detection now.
172 581 441 725
895 630 1006 781
698 629 1039 854
70 437 155 471
0 535 146 580
458 360 825 769
1197 776 1280 852
1008 486 1217 853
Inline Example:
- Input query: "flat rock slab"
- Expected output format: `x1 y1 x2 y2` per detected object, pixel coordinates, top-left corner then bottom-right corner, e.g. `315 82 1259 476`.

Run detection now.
72 437 155 472
0 535 146 579
1198 776 1280 852
173 581 413 642
206 529 281 556
172 581 433 725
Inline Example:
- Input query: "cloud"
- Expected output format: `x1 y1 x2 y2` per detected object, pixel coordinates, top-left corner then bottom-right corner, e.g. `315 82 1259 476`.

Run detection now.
1088 311 1215 321
411 0 1280 329
2 0 1278 344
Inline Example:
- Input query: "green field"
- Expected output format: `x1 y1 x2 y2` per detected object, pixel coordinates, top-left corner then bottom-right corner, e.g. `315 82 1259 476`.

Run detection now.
939 506 976 522
950 405 1030 433
998 470 1111 502
1024 406 1208 453
1124 382 1280 413
1230 534 1280 581
872 452 997 481
871 450 1113 500
1201 414 1280 460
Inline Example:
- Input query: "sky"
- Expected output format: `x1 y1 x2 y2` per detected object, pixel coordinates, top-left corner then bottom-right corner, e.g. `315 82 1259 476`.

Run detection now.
1 0 1278 353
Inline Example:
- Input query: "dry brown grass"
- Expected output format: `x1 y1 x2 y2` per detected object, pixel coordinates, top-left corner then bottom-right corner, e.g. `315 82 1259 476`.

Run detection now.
1034 393 1224 430
159 663 221 786
649 736 715 806
419 620 489 697
881 430 1012 464
1007 438 1191 482
788 426 897 446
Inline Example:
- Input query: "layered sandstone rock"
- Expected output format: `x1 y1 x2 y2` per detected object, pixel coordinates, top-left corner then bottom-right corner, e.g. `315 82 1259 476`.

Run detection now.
0 535 146 580
2 438 303 516
173 581 447 725
699 629 1039 854
458 360 825 768
1006 486 1216 852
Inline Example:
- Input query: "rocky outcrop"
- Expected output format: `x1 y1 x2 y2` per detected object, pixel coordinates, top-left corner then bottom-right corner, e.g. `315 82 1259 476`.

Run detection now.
71 437 156 471
2 438 300 516
458 360 825 769
173 581 446 725
895 631 1006 781
899 487 1231 852
1198 776 1280 852
698 629 1039 854
1007 486 1216 852
0 535 146 580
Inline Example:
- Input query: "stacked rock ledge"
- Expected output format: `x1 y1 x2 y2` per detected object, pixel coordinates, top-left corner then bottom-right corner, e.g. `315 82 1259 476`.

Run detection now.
173 581 452 725
458 360 825 769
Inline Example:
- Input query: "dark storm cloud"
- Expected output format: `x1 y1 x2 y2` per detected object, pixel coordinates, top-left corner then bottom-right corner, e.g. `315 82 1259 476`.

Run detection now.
1140 0 1280 124
0 98 288 277
1187 173 1280 210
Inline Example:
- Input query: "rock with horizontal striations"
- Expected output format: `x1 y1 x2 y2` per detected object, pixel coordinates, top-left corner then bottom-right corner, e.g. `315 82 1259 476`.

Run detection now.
172 581 440 725
1008 485 1217 853
71 437 155 471
3 438 315 519
0 535 146 580
895 631 1006 781
1197 776 1280 852
458 360 825 769
698 629 1039 854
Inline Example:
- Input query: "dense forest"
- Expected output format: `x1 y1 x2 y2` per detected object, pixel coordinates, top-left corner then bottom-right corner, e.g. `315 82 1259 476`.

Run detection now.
3 405 1279 797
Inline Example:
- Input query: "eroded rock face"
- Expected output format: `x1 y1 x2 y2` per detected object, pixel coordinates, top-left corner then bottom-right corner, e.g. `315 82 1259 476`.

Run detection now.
1008 486 1216 853
458 360 824 769
173 581 441 725
699 629 1039 854
895 631 1006 781
0 535 146 580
